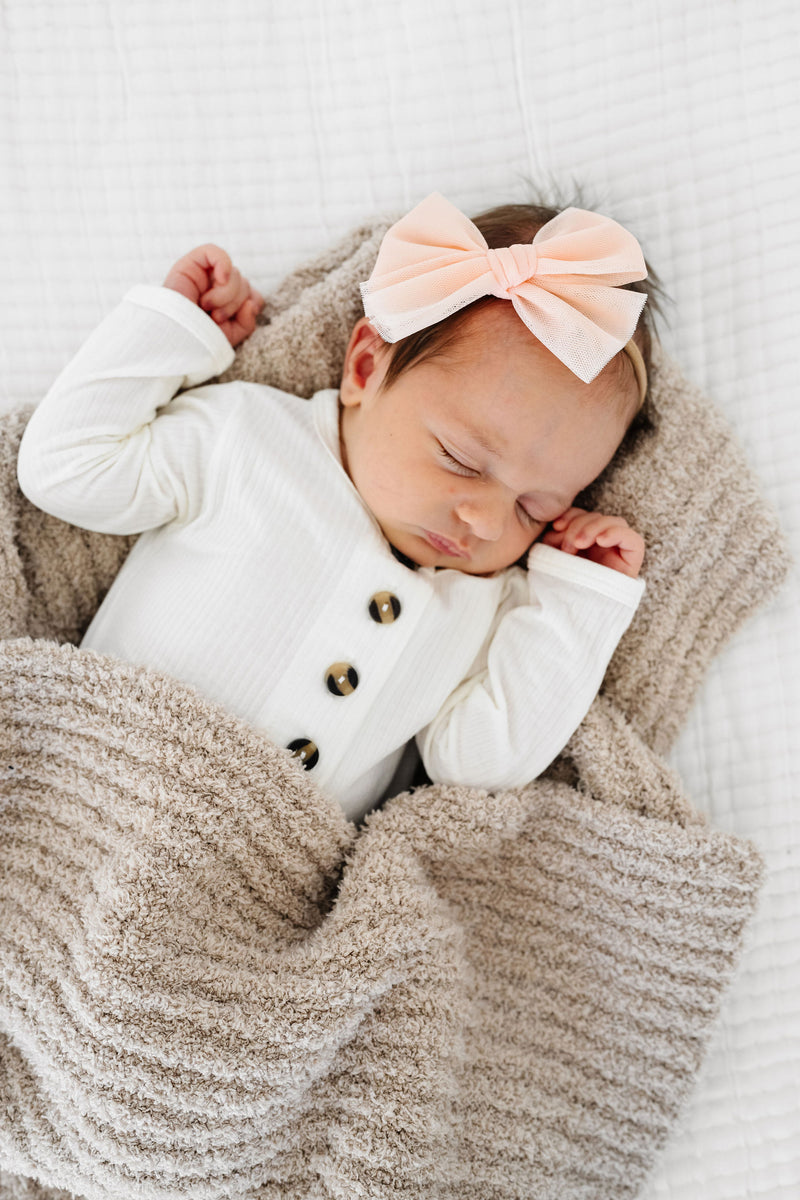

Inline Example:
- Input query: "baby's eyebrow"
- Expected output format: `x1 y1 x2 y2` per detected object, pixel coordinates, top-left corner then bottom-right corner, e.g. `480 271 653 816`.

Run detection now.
455 421 505 459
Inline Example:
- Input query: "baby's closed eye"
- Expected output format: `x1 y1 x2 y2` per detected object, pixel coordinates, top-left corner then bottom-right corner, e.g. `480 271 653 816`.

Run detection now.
516 502 543 528
436 442 479 477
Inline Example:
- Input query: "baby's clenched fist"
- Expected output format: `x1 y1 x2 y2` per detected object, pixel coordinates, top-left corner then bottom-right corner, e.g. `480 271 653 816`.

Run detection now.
163 244 264 347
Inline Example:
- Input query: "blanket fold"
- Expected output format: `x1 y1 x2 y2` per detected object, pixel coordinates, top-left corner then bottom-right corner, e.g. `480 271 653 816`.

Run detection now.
0 218 789 1200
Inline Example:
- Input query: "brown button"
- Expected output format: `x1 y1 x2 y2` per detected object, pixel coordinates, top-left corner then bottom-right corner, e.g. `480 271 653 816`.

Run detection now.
369 592 401 623
287 738 319 769
326 662 359 696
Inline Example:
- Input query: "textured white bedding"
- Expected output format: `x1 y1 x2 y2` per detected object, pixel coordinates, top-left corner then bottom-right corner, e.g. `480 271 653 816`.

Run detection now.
1 1 797 1195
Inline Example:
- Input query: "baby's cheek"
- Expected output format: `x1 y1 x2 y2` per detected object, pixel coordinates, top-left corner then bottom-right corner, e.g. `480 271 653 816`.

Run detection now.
512 525 545 565
356 460 409 512
371 471 408 503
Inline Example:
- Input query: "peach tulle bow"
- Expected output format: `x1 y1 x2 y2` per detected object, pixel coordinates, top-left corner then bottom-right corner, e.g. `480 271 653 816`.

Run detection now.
360 192 648 385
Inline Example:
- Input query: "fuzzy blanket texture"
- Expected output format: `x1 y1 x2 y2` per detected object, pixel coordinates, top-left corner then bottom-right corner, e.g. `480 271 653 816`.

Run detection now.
0 220 790 1200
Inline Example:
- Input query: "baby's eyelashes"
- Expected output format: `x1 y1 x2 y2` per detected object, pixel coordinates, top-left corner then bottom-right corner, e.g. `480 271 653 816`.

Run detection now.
516 503 543 529
437 443 480 477
516 503 531 523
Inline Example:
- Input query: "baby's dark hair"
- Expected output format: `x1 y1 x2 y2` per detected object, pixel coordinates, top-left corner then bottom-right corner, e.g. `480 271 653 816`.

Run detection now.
378 196 668 413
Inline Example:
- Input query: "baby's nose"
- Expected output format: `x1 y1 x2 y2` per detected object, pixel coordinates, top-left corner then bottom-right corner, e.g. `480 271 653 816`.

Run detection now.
455 497 505 542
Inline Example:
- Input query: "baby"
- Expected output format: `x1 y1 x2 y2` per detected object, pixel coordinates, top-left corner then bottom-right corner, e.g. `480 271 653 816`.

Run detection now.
17 193 657 823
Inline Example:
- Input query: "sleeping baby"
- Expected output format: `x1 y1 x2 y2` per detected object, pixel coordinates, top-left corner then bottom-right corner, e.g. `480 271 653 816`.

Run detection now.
17 192 660 823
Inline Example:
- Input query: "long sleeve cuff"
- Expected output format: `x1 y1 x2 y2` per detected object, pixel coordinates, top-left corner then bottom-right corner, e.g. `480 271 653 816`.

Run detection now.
527 541 646 608
124 285 236 382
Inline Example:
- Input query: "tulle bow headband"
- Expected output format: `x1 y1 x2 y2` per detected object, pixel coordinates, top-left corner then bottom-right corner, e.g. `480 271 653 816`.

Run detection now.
361 192 649 400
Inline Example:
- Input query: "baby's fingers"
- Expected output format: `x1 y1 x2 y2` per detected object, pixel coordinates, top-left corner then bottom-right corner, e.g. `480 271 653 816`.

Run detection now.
594 526 633 548
197 244 232 282
587 518 645 576
559 511 610 552
218 298 259 348
186 244 233 293
163 244 229 303
204 275 264 326
550 507 586 531
201 266 245 316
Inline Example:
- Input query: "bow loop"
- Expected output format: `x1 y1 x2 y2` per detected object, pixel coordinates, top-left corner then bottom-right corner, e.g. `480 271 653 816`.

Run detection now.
360 192 648 385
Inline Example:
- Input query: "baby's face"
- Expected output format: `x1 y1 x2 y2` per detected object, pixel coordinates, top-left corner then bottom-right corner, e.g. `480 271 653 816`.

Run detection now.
339 306 632 576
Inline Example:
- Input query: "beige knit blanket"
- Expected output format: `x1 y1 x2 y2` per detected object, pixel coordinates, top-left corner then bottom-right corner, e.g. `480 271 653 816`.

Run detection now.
0 221 790 1200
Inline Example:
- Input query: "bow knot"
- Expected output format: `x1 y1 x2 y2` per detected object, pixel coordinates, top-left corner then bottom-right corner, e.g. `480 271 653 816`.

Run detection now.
486 245 539 297
360 192 648 385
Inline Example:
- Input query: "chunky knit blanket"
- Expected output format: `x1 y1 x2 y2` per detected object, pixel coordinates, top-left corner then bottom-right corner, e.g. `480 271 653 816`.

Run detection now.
0 221 790 1200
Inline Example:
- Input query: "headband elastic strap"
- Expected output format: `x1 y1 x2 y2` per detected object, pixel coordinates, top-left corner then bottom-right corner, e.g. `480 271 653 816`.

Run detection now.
623 340 648 409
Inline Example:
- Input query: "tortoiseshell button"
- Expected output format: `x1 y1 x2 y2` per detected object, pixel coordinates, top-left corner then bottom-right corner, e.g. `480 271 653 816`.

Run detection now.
325 662 359 696
287 738 319 769
368 592 401 624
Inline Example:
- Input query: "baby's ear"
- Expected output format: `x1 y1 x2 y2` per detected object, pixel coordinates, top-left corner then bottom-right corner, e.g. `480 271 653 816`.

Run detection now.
340 318 389 406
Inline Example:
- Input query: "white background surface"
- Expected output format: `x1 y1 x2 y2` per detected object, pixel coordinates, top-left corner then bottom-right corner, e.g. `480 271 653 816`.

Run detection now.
1 2 798 1195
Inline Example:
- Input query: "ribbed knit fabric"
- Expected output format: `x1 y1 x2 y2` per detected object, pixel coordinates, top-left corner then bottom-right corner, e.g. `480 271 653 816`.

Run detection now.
0 220 790 1200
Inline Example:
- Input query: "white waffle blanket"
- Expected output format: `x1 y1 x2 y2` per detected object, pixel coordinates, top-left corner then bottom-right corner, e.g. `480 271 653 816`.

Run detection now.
0 2 797 1196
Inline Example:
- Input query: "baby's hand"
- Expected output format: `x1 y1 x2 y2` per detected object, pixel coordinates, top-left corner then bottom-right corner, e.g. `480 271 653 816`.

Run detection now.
163 244 264 347
541 507 644 578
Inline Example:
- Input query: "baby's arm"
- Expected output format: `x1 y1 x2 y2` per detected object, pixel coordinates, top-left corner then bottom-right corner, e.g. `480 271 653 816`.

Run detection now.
17 249 262 534
416 527 645 789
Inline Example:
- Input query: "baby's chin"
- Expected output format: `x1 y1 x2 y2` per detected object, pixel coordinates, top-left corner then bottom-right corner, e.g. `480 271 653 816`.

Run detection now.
388 529 527 576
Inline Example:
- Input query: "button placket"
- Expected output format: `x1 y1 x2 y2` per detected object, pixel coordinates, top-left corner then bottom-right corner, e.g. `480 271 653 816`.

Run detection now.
271 563 415 787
